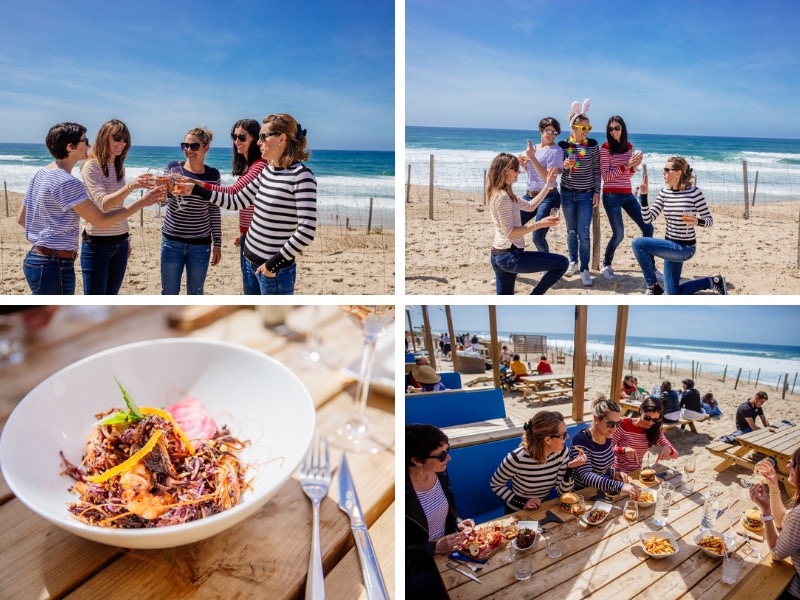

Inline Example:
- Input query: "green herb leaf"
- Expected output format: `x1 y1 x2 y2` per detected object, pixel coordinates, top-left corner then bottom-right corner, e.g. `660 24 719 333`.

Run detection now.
98 411 132 426
114 377 143 421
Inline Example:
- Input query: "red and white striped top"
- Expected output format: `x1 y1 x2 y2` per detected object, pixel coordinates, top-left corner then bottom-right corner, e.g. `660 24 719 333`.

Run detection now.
600 142 636 194
203 159 268 233
611 417 675 473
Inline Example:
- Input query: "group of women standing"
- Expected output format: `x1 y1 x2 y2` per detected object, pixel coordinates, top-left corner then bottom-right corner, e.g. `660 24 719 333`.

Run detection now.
18 113 316 295
486 101 728 295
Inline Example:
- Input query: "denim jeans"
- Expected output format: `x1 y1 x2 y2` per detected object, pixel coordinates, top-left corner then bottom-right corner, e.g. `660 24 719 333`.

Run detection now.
490 246 568 295
602 193 653 266
80 237 129 295
160 236 211 295
521 190 561 253
22 250 76 295
239 232 261 295
560 189 593 271
247 259 297 295
631 237 712 294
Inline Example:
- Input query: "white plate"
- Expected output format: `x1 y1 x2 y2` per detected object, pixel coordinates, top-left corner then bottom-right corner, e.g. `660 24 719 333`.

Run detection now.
694 529 736 558
640 531 679 558
582 501 612 526
513 520 539 551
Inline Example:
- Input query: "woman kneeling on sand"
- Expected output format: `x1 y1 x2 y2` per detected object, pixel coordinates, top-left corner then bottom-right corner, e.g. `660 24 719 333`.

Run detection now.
486 153 568 295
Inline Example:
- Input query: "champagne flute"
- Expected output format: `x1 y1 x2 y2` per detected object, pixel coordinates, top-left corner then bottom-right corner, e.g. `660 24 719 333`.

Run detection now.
332 305 395 453
621 499 638 544
571 494 588 537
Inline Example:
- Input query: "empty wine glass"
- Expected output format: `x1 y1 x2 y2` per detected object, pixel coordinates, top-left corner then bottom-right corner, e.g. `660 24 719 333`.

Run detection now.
621 500 638 544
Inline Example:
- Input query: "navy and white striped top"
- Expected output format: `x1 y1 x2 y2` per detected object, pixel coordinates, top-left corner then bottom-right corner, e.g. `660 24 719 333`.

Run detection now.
23 167 88 251
417 476 449 540
162 161 222 246
559 138 601 194
490 445 574 510
571 428 625 494
642 186 713 245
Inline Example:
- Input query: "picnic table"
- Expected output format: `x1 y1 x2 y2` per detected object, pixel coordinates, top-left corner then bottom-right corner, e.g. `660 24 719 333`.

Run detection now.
517 374 577 404
435 469 794 599
619 399 708 433
0 305 395 600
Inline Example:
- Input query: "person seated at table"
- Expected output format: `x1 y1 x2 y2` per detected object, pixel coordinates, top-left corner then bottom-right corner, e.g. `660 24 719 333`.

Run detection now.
620 375 637 400
500 345 514 366
736 391 770 433
679 378 706 420
536 355 553 375
571 398 641 498
490 411 587 513
749 448 800 600
406 424 475 600
658 380 681 422
701 392 723 417
611 397 678 474
408 365 448 393
407 356 431 389
510 354 528 382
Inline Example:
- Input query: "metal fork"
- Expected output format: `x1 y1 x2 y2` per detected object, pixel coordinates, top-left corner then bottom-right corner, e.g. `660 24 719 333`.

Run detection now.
739 530 764 560
300 436 331 600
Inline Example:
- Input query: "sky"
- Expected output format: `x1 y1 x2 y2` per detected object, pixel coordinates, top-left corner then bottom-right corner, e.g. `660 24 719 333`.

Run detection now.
406 306 800 347
406 0 800 139
0 0 394 150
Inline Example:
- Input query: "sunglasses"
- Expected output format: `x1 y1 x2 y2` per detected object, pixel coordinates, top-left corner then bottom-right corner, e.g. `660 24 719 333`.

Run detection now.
258 131 281 142
231 133 249 142
78 138 90 145
602 418 621 428
573 125 592 132
663 167 680 173
789 461 795 469
642 415 662 423
543 129 559 136
111 134 128 143
608 126 622 132
551 432 570 440
427 445 451 462
180 142 202 151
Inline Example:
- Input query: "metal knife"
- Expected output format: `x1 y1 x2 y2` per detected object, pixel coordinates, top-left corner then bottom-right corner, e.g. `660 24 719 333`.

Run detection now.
445 562 481 583
338 454 390 600
740 531 764 560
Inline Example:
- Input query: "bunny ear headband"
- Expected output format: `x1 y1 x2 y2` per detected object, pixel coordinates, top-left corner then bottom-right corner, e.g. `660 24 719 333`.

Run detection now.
569 98 591 127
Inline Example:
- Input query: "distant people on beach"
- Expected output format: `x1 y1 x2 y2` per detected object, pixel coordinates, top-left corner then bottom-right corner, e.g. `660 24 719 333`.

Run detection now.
659 380 682 422
190 113 317 295
701 392 723 417
79 119 155 294
520 117 564 252
510 354 528 381
558 100 601 286
160 125 222 295
599 115 658 282
486 152 568 294
18 122 164 295
536 355 553 374
735 391 769 433
631 156 728 295
679 378 706 420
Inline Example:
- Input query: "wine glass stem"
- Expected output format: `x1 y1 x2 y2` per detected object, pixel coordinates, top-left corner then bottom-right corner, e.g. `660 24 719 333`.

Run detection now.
354 338 377 421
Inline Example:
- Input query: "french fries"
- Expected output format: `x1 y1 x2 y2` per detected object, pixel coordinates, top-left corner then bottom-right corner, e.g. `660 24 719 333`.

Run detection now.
643 536 676 555
698 535 725 555
638 491 655 503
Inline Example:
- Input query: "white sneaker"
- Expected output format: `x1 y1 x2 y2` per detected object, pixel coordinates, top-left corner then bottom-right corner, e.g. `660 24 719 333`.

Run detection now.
600 265 616 280
565 261 578 276
580 270 593 286
655 268 664 282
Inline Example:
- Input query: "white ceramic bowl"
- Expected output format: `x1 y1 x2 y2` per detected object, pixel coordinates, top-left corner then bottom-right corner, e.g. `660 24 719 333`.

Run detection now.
512 520 539 551
640 531 679 559
0 338 315 549
636 490 657 508
582 501 612 526
694 529 736 559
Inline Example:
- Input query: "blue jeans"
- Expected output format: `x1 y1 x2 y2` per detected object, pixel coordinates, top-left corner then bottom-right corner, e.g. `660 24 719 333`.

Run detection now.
246 259 297 295
239 232 261 295
602 193 653 266
560 189 593 271
23 250 76 294
80 237 129 295
521 190 561 253
490 246 568 295
160 237 211 295
631 237 712 294
701 402 723 417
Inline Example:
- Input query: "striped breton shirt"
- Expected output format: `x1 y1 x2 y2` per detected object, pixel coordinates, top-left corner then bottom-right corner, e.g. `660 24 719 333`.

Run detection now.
489 191 541 250
204 161 317 272
642 186 713 245
416 476 449 540
203 159 268 234
773 506 800 598
559 138 601 194
572 428 625 494
23 167 88 251
80 160 128 237
611 417 675 473
600 142 636 193
490 445 574 510
162 161 222 246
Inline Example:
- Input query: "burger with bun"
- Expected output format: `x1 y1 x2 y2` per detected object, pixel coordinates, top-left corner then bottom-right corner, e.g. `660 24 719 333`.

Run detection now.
639 469 657 484
743 508 765 533
560 492 578 512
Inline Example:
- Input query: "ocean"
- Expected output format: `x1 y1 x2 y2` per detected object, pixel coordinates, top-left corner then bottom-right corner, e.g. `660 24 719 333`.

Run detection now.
0 143 395 229
406 126 800 205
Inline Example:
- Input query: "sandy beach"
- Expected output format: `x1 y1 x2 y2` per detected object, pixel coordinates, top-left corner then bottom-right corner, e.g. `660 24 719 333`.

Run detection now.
0 191 394 295
405 185 800 295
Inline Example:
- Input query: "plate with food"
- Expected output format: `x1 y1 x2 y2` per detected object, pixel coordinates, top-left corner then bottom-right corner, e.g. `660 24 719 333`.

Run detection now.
638 468 658 486
0 338 315 549
581 501 612 526
694 529 736 558
511 520 539 553
742 508 765 533
457 523 507 561
636 490 656 508
640 531 679 558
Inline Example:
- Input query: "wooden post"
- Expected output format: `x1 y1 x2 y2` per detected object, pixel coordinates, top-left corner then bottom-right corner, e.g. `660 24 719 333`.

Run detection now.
445 306 459 374
3 180 8 218
489 306 501 389
366 197 373 233
405 164 411 203
428 155 434 220
776 375 782 392
591 205 601 270
797 206 800 269
792 373 797 394
754 367 761 388
752 171 759 206
722 365 728 383
405 309 417 353
483 170 487 205
734 367 742 390
742 161 750 220
421 306 437 371
659 358 663 379
783 373 790 399
609 306 628 405
573 306 589 423
691 360 695 379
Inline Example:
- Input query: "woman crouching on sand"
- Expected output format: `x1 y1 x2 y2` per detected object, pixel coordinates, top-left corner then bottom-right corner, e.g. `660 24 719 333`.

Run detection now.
631 156 727 295
487 152 568 295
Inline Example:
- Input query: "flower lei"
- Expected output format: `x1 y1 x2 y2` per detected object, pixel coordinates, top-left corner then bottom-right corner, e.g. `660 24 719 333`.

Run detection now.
565 136 588 172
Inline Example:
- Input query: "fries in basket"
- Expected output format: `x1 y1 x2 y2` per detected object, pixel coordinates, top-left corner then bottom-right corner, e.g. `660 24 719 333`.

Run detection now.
698 535 725 555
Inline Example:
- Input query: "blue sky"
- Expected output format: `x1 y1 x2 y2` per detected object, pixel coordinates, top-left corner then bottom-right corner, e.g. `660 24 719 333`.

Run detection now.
406 306 800 346
406 0 800 139
0 0 394 150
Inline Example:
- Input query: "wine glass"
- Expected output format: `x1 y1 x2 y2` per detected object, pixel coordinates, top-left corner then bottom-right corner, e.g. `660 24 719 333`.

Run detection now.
331 305 395 453
681 455 696 495
621 500 639 544
571 494 588 537
550 208 560 219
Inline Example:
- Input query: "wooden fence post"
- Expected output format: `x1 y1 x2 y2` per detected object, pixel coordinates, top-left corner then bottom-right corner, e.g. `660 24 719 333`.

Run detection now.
406 164 411 203
367 197 373 233
754 367 761 388
752 171 759 206
722 365 728 383
3 180 8 218
734 367 742 390
742 161 750 220
782 373 789 399
428 154 434 220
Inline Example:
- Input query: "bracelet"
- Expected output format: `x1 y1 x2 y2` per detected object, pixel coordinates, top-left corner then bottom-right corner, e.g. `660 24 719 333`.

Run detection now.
762 514 775 522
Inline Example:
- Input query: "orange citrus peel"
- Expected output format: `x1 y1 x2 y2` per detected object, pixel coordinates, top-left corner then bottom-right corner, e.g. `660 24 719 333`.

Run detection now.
139 407 195 455
86 430 164 483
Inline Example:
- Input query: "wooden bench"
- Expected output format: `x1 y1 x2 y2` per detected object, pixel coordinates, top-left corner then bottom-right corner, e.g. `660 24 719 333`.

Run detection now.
528 387 590 406
662 415 708 434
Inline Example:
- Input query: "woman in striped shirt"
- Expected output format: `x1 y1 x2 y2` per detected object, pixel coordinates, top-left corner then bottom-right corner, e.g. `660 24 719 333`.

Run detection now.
611 397 678 475
487 153 568 294
490 411 586 513
631 156 728 295
192 114 316 295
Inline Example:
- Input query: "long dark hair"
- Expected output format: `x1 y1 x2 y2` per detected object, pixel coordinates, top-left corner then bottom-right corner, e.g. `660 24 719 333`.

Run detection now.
85 119 130 181
638 397 664 446
486 153 519 203
606 116 630 155
231 119 262 176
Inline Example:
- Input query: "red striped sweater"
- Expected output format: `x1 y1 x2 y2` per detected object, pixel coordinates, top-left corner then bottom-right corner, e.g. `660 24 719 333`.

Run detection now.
600 142 636 193
611 417 676 473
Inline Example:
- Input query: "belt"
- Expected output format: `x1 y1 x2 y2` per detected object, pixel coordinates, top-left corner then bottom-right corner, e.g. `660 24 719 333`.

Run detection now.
526 190 542 196
32 245 77 260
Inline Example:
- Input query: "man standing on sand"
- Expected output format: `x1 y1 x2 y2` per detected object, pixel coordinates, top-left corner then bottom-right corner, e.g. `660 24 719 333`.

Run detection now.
735 391 769 433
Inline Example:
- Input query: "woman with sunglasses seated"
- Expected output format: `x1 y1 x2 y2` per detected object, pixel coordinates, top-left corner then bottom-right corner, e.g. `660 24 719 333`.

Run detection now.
406 424 474 600
161 126 221 295
189 113 316 295
631 156 727 295
571 399 641 498
611 397 678 475
490 411 587 514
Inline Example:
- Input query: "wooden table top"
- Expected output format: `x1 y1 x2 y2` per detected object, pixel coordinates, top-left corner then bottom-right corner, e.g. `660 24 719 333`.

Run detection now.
737 425 800 459
435 470 794 600
0 306 395 600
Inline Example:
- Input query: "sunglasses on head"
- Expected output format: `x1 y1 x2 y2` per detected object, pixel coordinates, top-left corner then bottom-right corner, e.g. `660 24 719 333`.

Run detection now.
427 444 451 462
180 142 202 151
573 124 592 132
111 134 128 143
231 133 249 142
642 415 662 423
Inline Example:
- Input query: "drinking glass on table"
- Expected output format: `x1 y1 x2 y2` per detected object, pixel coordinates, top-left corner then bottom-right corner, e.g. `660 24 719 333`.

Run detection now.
502 515 519 563
543 529 563 558
571 494 588 537
621 500 639 544
681 455 696 495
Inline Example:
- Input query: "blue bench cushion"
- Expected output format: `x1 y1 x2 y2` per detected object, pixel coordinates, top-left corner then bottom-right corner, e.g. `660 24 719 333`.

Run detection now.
405 388 505 428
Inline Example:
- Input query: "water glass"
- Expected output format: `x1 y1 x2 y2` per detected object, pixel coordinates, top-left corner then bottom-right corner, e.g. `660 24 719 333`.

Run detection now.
680 476 694 496
513 556 533 580
544 531 563 558
0 314 26 367
721 553 743 584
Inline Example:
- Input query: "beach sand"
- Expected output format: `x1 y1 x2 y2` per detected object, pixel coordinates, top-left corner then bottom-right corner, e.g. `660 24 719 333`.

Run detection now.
0 191 394 295
405 185 800 295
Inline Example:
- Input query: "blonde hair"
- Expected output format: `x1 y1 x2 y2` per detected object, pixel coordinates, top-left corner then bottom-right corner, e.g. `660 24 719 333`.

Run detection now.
666 156 695 190
263 113 311 168
522 411 564 463
186 125 213 146
590 398 621 419
486 153 519 204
